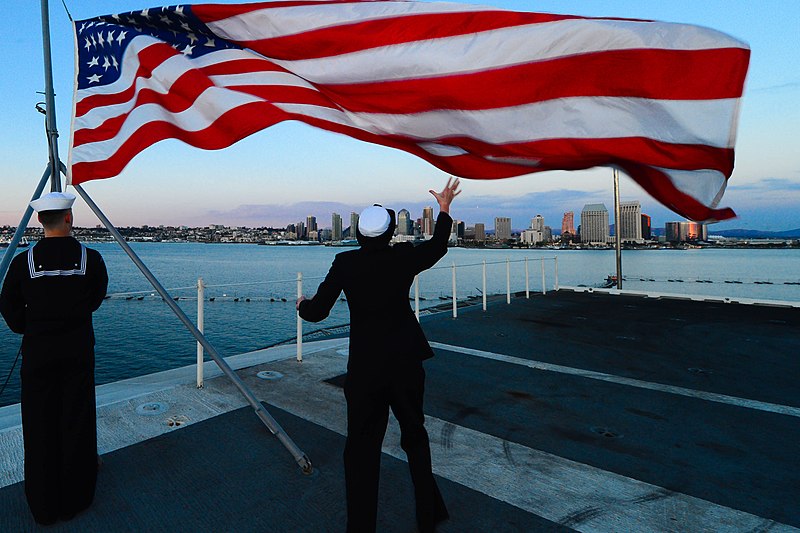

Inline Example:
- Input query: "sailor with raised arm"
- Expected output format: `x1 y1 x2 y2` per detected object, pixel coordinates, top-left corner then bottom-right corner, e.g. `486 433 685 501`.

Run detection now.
297 178 460 532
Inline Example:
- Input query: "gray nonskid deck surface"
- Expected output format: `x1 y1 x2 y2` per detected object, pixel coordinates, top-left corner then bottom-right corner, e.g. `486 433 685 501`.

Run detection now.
0 404 559 532
1 291 798 532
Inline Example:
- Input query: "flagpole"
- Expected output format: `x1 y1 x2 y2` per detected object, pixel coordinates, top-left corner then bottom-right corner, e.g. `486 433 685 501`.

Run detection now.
73 184 313 475
40 0 62 193
613 169 623 289
0 166 53 284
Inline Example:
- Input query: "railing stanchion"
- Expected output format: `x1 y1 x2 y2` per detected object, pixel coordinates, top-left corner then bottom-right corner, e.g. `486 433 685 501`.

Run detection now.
414 274 420 321
482 260 487 311
554 256 559 290
541 257 546 295
452 262 457 318
525 257 530 298
506 258 511 304
196 277 204 388
296 272 303 362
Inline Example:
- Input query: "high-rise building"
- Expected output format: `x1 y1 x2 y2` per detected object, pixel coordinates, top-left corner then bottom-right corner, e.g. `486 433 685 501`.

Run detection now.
457 220 465 239
665 221 706 242
619 201 643 242
531 215 545 232
474 223 486 242
350 212 359 238
521 229 542 244
306 215 317 235
331 212 342 241
296 221 306 240
422 206 435 236
397 209 412 236
580 204 609 244
561 211 575 236
641 214 652 240
494 217 512 241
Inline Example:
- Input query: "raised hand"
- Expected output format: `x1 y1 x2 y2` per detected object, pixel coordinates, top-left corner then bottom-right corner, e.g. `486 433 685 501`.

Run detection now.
429 177 461 214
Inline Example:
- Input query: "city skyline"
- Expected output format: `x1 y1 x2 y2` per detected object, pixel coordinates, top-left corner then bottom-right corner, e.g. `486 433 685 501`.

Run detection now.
1 1 799 231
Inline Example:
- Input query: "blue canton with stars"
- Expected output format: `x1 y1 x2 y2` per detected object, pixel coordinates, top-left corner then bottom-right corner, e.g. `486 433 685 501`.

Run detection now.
76 5 239 90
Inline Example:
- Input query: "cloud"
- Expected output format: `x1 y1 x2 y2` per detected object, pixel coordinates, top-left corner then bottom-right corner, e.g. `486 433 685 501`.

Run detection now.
728 178 800 192
749 81 800 94
199 201 365 227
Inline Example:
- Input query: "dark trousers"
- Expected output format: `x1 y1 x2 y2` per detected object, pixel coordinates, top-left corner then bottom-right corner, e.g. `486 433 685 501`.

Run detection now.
343 363 448 533
20 347 98 524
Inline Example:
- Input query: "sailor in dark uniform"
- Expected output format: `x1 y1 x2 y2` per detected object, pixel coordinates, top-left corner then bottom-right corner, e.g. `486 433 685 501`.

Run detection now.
0 191 108 525
297 178 460 533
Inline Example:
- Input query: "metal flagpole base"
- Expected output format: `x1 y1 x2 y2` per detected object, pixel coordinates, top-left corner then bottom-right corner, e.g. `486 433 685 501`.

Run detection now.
73 184 313 475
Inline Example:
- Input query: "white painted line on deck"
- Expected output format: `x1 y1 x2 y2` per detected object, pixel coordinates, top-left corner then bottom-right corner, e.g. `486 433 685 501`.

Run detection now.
430 342 800 419
257 345 796 533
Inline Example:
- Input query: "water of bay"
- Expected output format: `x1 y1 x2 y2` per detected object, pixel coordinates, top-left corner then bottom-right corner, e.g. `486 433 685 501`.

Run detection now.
1 243 798 406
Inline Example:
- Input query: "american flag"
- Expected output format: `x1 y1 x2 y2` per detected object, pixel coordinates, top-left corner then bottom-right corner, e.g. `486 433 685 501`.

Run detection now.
69 1 750 222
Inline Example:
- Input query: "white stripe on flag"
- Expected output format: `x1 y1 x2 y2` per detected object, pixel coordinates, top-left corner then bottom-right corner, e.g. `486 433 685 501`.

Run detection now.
273 97 739 148
658 167 728 208
206 1 495 42
71 87 262 163
208 71 318 91
213 18 746 85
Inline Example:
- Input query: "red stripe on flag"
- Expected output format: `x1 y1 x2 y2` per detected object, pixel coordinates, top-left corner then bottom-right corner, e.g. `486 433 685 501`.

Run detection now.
72 100 290 183
619 163 735 222
221 11 584 60
315 48 749 114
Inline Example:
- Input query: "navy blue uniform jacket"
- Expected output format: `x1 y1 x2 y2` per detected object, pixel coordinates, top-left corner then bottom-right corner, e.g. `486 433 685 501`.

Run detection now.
299 212 452 371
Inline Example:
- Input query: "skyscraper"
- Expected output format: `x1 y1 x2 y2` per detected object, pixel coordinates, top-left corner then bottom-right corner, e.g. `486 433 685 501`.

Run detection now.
397 209 412 236
561 211 575 236
306 215 317 235
580 204 609 244
667 221 707 242
619 201 643 242
331 212 342 241
641 214 652 240
350 212 359 239
422 206 435 236
474 223 486 242
296 221 306 240
531 215 545 232
494 217 512 241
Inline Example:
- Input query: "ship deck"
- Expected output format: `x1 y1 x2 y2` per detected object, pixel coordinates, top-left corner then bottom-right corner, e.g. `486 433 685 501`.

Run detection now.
1 289 799 532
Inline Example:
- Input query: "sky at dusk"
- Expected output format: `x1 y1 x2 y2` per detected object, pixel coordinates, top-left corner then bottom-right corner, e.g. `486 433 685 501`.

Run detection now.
1 0 799 232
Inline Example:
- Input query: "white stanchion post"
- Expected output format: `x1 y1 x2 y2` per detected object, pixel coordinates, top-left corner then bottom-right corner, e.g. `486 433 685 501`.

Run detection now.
197 277 204 388
525 257 530 298
554 257 559 290
541 257 546 295
452 262 457 318
482 260 487 312
414 274 420 321
296 272 303 362
506 258 511 304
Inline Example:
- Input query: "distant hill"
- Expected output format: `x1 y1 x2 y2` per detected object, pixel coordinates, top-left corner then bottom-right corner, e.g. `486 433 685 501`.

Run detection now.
711 228 800 238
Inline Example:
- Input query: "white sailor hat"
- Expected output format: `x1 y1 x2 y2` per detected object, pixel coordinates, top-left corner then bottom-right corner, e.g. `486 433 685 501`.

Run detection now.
358 205 391 237
30 192 76 213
